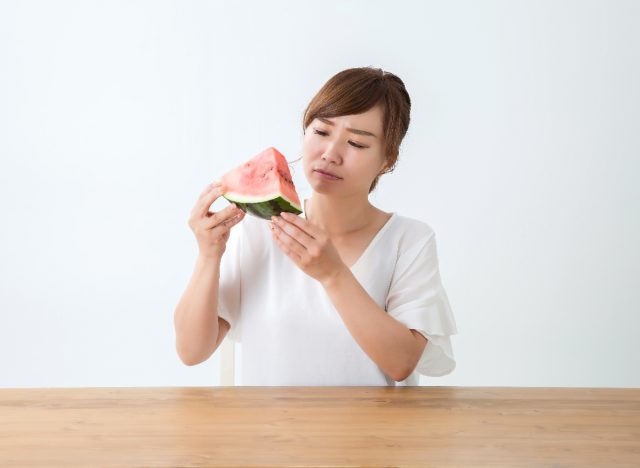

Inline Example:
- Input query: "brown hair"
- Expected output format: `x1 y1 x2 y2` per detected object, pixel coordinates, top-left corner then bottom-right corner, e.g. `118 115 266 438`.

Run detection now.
301 66 411 193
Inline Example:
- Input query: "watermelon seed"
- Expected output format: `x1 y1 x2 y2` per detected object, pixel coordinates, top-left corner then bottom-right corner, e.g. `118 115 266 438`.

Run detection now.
277 169 293 184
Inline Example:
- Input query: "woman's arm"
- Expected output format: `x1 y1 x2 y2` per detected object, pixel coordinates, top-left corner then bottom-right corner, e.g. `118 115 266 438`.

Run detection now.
173 255 226 366
176 181 243 366
321 269 427 382
270 212 427 381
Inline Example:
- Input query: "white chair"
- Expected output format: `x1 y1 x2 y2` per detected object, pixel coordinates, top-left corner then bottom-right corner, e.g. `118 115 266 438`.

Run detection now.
219 338 235 386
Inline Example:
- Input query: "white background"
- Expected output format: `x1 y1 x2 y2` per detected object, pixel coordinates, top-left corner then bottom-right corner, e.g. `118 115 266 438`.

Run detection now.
1 0 638 388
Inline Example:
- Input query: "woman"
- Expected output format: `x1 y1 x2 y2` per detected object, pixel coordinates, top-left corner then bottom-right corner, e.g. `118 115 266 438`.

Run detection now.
174 67 458 386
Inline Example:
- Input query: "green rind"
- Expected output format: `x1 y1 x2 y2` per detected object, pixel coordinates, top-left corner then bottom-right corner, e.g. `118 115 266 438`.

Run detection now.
223 194 303 220
222 190 301 211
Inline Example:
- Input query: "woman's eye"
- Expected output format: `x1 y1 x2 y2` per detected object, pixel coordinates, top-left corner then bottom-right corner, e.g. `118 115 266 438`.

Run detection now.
313 129 367 149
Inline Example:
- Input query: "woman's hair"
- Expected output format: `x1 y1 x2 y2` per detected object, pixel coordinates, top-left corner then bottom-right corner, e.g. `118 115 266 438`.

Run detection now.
302 66 411 193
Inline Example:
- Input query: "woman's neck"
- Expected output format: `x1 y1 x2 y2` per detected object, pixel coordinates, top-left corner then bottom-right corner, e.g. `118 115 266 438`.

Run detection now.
304 194 376 237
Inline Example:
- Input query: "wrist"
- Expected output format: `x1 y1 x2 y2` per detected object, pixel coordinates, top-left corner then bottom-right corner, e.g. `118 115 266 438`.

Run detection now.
196 254 222 272
320 265 351 290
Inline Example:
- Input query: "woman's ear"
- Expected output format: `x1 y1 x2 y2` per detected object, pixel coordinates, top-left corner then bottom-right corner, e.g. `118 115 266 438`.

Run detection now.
379 160 391 175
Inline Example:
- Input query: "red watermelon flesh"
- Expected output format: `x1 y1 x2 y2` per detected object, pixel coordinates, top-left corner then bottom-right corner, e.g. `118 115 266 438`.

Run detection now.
221 147 302 220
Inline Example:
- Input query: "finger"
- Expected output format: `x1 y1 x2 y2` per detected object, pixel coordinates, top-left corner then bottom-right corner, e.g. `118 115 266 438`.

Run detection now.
193 185 222 216
196 184 227 217
279 211 323 239
272 215 313 250
203 204 243 230
271 225 302 263
198 180 224 199
271 218 308 259
198 182 214 198
209 211 244 237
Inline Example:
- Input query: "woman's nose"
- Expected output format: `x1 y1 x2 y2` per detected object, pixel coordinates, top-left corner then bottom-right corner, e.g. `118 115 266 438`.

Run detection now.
321 143 342 164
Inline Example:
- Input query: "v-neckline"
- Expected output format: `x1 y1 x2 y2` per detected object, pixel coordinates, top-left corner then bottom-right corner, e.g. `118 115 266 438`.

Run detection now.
301 198 397 270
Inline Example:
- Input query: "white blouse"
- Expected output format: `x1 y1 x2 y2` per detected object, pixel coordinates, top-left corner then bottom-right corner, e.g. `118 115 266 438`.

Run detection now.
217 200 458 386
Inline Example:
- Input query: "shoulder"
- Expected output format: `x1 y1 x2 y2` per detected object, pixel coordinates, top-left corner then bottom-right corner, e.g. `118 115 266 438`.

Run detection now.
391 214 434 237
388 213 436 251
386 214 442 276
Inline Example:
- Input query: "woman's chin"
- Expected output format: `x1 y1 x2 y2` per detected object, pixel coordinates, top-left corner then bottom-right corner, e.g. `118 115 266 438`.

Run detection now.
308 180 339 194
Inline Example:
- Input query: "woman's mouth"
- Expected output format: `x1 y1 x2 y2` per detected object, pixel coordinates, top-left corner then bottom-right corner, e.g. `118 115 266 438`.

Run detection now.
313 169 342 180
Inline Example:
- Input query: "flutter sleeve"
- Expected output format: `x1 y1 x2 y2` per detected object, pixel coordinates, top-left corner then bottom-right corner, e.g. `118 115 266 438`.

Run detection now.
386 230 458 377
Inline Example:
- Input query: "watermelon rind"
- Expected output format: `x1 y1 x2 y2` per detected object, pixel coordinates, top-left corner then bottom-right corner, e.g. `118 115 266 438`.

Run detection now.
223 191 302 220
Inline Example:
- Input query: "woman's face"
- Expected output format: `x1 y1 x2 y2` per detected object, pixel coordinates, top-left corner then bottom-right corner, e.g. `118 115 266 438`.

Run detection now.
302 103 387 197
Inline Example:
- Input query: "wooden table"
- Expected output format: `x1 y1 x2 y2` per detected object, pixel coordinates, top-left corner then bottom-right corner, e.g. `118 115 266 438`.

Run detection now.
1 386 638 467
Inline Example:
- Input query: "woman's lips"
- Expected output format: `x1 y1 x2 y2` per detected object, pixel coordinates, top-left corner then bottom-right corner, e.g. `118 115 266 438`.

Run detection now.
314 169 341 180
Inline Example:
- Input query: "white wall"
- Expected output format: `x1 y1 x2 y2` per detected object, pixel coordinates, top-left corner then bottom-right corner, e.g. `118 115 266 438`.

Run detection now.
1 0 638 388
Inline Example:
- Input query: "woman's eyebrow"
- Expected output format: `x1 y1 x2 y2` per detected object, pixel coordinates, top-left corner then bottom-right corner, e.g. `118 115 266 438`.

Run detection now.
318 117 377 137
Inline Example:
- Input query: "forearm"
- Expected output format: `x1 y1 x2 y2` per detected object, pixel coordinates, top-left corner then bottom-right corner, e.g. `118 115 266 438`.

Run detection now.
321 268 420 381
173 255 221 365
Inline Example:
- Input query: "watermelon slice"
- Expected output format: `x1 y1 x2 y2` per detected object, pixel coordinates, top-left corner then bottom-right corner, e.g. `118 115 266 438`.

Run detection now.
221 147 303 220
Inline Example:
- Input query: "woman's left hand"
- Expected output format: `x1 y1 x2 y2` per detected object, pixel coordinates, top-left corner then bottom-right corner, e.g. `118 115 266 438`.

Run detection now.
270 211 348 285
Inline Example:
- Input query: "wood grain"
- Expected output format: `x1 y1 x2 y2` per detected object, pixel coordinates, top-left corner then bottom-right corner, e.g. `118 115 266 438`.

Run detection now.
0 386 638 467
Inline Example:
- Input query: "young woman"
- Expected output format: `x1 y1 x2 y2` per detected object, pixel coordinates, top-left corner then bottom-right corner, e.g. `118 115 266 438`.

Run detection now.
174 67 458 386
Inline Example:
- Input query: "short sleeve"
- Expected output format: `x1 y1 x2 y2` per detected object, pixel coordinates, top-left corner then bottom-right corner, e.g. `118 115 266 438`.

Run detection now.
217 221 243 343
386 231 458 377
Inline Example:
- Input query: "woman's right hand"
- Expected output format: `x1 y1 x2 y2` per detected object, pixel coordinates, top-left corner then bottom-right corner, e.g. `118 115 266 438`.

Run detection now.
188 181 245 260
